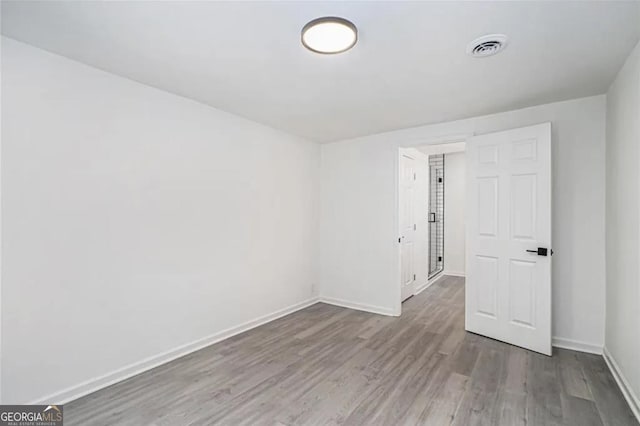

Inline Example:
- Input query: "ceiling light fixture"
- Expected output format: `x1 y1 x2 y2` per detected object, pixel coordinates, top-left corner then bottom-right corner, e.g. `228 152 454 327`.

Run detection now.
301 17 357 54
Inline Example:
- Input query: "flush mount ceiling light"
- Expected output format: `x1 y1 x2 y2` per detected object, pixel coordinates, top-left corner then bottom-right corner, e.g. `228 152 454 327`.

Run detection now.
466 34 508 58
301 17 357 54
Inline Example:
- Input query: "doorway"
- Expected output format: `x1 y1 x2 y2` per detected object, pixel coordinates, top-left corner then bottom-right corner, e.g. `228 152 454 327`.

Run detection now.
398 142 466 303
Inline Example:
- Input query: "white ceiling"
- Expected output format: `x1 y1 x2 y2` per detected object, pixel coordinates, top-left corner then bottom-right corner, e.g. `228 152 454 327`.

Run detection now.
2 1 639 143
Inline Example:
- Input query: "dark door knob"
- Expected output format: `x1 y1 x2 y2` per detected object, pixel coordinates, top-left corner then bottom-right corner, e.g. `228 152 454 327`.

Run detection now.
526 248 550 256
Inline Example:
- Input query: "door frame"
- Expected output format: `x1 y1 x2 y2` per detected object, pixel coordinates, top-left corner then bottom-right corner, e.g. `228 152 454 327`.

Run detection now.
396 134 471 315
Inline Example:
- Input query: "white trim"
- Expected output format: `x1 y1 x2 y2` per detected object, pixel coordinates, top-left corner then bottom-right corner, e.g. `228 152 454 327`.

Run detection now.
415 280 433 295
603 347 640 422
443 270 466 277
29 297 320 405
551 337 602 355
403 133 473 148
394 149 403 316
415 272 447 295
319 297 398 317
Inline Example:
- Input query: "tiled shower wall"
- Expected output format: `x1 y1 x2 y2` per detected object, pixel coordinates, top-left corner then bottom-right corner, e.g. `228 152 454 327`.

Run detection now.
428 154 444 278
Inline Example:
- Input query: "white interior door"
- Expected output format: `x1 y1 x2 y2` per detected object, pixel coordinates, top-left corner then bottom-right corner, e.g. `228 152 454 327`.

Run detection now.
400 151 417 301
466 123 552 355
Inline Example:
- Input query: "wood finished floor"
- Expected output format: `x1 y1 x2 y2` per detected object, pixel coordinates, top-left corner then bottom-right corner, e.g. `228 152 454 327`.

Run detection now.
66 276 638 425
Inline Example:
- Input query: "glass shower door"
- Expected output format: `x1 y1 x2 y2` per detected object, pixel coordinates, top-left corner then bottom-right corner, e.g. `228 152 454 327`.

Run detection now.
428 154 444 278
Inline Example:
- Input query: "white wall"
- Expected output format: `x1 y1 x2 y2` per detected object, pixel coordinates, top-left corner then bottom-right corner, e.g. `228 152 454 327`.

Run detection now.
605 40 640 411
1 38 320 404
319 95 606 349
444 152 466 276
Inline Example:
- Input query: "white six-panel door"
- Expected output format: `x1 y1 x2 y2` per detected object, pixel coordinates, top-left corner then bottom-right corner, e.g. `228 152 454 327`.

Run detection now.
466 123 552 355
400 152 417 301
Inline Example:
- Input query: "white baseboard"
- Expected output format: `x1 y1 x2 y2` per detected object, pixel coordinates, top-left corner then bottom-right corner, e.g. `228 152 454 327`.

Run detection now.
415 280 433 295
319 297 398 317
29 296 320 405
603 347 640 423
415 273 446 295
443 271 466 277
552 337 603 355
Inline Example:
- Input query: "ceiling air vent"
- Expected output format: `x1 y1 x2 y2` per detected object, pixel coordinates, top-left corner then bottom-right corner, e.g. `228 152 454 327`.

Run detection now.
466 34 508 58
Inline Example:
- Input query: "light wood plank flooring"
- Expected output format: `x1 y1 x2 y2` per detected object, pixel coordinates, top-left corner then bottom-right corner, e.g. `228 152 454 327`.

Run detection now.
66 276 638 425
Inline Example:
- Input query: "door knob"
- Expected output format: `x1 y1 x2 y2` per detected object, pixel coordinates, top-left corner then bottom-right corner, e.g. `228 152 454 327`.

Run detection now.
526 247 550 256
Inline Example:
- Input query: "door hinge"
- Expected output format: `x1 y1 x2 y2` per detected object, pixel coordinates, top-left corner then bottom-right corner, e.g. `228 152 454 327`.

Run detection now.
413 224 417 231
413 274 416 280
413 173 416 180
